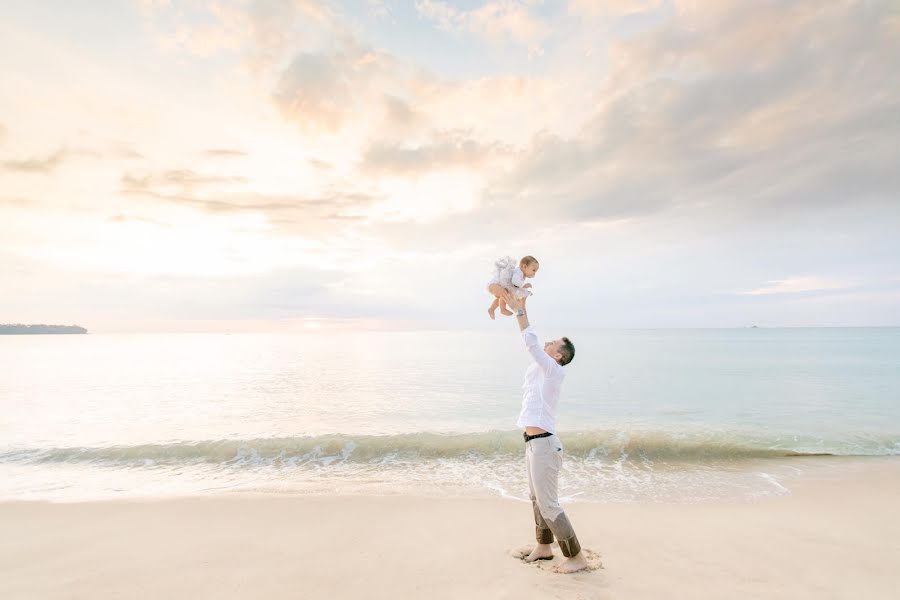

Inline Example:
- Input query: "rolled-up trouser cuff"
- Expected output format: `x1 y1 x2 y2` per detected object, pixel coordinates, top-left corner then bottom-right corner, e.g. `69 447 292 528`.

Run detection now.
535 527 554 544
558 535 581 557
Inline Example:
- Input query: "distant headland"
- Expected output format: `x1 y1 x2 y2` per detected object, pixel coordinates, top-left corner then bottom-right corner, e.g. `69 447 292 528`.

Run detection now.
0 324 88 335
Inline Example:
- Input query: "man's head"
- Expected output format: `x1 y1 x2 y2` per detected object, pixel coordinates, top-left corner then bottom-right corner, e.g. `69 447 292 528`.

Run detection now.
544 336 575 366
520 255 539 278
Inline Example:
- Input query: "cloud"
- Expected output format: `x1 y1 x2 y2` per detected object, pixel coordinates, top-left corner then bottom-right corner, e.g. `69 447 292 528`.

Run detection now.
137 0 417 136
271 40 420 133
415 0 548 54
137 0 170 12
140 0 255 58
202 148 246 158
568 0 664 18
380 95 424 132
119 166 376 236
4 0 899 329
0 197 32 207
137 0 566 145
242 0 332 70
111 146 144 160
308 158 332 170
367 0 395 21
272 50 364 132
1 148 68 173
738 277 852 296
121 168 298 214
360 131 510 175
479 0 900 223
274 45 567 148
2 143 143 173
121 188 299 214
138 0 331 69
122 169 248 190
108 214 172 228
161 23 243 57
125 0 900 230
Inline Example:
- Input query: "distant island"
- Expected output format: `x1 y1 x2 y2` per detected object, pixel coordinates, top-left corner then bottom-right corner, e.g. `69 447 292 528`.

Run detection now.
0 324 88 335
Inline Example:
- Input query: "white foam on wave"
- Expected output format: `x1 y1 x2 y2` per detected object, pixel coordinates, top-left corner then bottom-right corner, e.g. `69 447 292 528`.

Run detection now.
8 428 900 471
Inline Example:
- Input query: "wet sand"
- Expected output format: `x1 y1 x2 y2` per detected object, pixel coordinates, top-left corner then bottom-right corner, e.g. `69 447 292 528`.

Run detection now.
1 457 898 599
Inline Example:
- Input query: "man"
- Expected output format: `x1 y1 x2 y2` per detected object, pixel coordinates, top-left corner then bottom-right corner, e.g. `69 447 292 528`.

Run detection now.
503 291 587 575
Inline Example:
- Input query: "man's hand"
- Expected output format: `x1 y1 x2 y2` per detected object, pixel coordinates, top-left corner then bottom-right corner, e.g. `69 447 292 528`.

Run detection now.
503 292 530 330
503 292 522 312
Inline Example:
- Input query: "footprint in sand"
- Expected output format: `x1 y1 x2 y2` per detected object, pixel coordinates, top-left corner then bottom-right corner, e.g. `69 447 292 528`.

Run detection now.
509 545 603 572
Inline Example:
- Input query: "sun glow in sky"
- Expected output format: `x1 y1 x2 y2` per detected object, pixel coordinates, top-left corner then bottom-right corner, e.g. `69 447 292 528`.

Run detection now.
1 1 899 332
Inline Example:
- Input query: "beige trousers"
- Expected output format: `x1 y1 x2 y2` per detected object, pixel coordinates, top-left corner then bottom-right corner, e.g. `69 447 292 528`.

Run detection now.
525 433 581 557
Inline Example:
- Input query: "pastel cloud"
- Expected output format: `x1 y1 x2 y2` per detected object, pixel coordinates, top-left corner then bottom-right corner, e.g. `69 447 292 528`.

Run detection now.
481 0 900 224
568 0 664 18
272 43 412 133
1 148 69 173
0 0 897 330
415 0 549 54
739 277 853 296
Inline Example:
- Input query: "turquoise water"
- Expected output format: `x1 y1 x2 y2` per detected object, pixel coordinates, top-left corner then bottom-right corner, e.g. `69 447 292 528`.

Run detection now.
1 328 898 502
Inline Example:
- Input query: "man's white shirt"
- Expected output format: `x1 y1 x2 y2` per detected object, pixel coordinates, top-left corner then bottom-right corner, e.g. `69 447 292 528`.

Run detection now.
516 325 564 433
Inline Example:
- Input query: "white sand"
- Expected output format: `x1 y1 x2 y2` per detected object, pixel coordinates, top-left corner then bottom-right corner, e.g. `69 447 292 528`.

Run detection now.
2 457 899 599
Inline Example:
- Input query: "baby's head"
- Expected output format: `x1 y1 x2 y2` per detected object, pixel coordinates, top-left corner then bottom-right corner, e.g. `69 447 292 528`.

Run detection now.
520 255 539 278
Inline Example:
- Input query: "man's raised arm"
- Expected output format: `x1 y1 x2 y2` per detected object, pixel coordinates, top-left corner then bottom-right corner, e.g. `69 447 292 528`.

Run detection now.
502 292 558 373
502 291 529 330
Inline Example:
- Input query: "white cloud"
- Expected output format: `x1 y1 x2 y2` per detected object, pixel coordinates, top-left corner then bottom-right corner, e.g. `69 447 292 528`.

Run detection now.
415 0 548 55
568 0 663 18
367 0 394 21
481 0 900 224
738 277 852 296
2 0 898 329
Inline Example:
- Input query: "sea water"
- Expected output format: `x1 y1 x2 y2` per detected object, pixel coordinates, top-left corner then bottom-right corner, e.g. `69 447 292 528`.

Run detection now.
1 328 898 503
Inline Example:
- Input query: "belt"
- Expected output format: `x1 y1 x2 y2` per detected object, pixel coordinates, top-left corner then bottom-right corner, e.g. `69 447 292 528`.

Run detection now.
523 431 553 443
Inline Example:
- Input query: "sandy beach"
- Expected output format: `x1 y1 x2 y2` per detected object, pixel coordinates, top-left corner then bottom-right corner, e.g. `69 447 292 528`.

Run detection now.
1 457 898 600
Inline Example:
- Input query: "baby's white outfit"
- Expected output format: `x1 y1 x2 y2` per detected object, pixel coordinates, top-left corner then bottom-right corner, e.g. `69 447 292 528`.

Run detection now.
486 256 532 300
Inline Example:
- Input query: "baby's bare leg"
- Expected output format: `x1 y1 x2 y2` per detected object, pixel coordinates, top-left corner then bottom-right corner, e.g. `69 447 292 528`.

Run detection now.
488 297 499 320
487 284 506 319
498 294 513 316
487 284 513 316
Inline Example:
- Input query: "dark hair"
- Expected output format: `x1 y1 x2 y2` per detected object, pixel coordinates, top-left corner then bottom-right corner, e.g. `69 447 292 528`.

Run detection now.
559 337 575 366
520 255 539 267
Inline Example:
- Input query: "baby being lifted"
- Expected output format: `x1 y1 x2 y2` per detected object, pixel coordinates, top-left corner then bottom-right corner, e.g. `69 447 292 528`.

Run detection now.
486 255 539 320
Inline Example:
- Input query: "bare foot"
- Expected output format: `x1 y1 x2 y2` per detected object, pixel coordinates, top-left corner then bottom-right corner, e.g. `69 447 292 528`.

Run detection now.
553 551 588 574
526 544 554 562
510 543 553 562
499 307 513 316
488 306 497 320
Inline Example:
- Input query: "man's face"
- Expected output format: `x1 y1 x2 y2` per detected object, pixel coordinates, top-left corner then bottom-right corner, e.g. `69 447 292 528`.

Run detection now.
543 338 564 363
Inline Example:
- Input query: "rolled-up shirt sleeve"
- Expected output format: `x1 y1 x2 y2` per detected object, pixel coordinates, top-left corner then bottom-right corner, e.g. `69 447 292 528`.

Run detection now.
522 326 559 375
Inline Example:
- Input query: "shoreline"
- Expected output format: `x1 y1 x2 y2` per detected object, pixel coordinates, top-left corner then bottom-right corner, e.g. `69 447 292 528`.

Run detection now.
1 454 895 505
2 457 899 599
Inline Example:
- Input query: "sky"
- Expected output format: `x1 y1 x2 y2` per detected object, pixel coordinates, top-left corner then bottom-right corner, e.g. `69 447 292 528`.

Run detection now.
1 0 898 332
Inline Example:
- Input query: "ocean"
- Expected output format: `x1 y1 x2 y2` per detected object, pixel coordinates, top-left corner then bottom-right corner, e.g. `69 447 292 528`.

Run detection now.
2 327 898 503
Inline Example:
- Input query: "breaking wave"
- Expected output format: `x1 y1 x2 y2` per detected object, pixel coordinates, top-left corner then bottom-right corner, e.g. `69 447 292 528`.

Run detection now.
3 429 898 468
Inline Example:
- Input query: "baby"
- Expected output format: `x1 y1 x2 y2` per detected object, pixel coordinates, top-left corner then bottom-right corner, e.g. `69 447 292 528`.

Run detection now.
487 255 539 319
